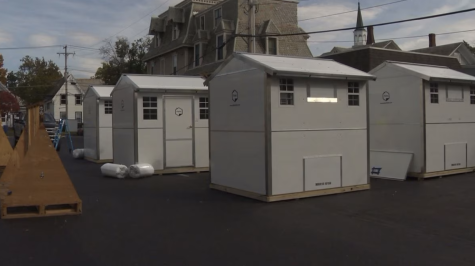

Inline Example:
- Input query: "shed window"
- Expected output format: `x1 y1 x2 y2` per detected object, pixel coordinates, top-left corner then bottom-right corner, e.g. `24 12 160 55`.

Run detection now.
471 86 475 105
430 83 439 104
199 97 209 119
348 82 359 106
60 94 66 105
143 97 158 120
75 94 82 105
280 79 294 105
105 100 113 114
214 8 222 27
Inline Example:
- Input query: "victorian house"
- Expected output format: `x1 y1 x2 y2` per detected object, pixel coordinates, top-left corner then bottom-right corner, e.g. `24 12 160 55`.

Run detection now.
143 0 313 77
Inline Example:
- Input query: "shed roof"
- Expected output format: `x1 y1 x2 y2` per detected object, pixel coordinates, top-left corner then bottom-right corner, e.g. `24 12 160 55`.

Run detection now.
208 53 375 83
372 61 475 83
87 85 114 98
113 74 207 93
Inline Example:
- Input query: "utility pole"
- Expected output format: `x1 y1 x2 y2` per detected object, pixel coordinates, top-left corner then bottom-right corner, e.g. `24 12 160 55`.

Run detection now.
57 45 75 120
248 0 256 53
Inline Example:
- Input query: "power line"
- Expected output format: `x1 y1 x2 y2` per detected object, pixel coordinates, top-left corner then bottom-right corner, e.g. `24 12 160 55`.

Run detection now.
0 45 62 50
237 7 475 38
299 0 408 22
68 45 101 51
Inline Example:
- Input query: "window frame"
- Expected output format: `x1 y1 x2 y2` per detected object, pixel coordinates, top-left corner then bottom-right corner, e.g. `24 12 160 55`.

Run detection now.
154 34 161 48
216 34 225 61
60 94 67 105
199 97 209 119
194 43 202 67
279 78 294 106
430 82 439 104
173 53 178 75
348 82 360 106
470 85 475 105
60 111 66 119
267 37 278 55
142 96 158 120
214 7 222 27
75 94 82 105
199 16 205 30
75 111 82 122
104 100 113 114
172 24 180 40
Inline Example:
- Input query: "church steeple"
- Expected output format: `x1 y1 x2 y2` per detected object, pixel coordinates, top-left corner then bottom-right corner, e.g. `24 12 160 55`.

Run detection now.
353 2 367 47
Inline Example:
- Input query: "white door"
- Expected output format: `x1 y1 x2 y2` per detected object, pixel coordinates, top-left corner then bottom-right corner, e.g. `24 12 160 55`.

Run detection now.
164 96 194 168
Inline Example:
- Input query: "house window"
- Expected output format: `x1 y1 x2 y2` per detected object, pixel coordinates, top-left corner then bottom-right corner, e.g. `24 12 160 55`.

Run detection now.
268 38 277 55
348 82 359 106
172 24 180 40
199 97 209 119
173 54 177 75
75 94 82 105
75 111 82 122
143 96 158 120
105 100 113 114
214 8 222 27
280 79 294 105
60 112 66 119
151 61 155 74
430 83 439 104
159 58 165 75
46 103 51 110
154 35 161 48
199 16 205 30
194 43 201 67
60 94 66 105
216 35 224 61
470 86 475 104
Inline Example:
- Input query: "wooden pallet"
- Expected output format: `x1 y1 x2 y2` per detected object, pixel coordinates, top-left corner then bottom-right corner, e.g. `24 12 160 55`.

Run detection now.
84 157 113 164
155 167 209 175
408 167 475 179
210 183 370 202
1 202 82 219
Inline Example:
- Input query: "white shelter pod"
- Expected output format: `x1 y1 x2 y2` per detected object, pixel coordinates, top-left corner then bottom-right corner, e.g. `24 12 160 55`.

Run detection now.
83 85 114 163
206 53 375 202
369 61 475 180
111 75 209 174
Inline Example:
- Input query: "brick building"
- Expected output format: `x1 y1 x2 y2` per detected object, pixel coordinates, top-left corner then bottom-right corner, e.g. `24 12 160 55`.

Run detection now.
143 0 312 77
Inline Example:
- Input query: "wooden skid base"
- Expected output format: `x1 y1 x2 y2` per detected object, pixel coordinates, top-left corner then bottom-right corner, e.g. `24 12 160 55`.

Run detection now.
1 202 82 219
84 157 113 164
408 167 475 179
0 166 5 178
155 167 209 175
210 183 370 202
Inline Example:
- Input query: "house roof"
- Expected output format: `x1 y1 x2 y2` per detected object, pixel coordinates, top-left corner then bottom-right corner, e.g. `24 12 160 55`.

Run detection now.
411 42 462 56
321 40 401 56
75 79 105 94
112 74 207 94
207 53 375 83
87 85 114 98
371 61 475 83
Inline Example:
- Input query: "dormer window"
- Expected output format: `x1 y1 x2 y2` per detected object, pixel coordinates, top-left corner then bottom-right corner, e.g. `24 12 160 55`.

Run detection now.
214 8 222 27
172 24 180 40
199 16 205 30
154 35 161 48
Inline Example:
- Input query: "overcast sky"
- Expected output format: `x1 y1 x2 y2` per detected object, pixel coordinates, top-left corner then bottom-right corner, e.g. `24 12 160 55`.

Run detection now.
1 0 474 79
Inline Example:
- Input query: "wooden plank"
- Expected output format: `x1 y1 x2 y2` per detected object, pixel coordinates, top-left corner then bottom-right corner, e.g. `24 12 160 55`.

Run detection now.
408 167 475 179
0 129 82 219
0 132 27 185
210 183 370 202
155 167 209 175
84 157 113 164
0 127 13 167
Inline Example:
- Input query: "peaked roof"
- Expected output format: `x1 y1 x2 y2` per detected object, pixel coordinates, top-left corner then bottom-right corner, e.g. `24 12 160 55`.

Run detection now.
86 85 114 98
207 53 376 84
411 42 462 56
356 2 364 29
112 74 207 94
320 40 401 56
75 79 105 94
371 61 475 83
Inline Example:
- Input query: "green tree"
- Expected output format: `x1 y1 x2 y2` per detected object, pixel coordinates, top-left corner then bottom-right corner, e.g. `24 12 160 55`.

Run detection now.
94 37 151 85
6 71 17 88
10 56 63 105
0 54 7 85
464 41 475 55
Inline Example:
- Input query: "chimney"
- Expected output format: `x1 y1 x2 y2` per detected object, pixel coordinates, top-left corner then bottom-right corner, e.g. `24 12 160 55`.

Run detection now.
429 33 436 47
366 26 375 45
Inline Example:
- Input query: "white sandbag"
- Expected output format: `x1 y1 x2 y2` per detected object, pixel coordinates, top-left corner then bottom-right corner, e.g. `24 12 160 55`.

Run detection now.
129 164 154 178
101 163 129 179
72 149 84 159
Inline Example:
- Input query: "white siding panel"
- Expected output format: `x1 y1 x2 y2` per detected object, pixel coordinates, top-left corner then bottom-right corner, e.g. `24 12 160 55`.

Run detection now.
210 131 266 195
425 82 475 123
112 82 135 129
99 128 113 160
113 128 135 166
195 128 209 168
271 130 367 195
84 127 97 160
137 129 164 170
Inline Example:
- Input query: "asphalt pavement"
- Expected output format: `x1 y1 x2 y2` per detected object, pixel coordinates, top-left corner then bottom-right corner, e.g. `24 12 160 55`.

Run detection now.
1 136 475 266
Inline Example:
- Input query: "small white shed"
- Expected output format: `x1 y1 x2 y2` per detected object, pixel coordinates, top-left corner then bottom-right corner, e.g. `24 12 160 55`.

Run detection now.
83 85 114 163
206 53 375 202
369 61 475 180
111 74 209 174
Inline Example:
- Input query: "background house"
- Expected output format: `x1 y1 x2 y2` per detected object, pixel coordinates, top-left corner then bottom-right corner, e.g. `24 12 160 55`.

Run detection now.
44 74 104 122
143 0 312 77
